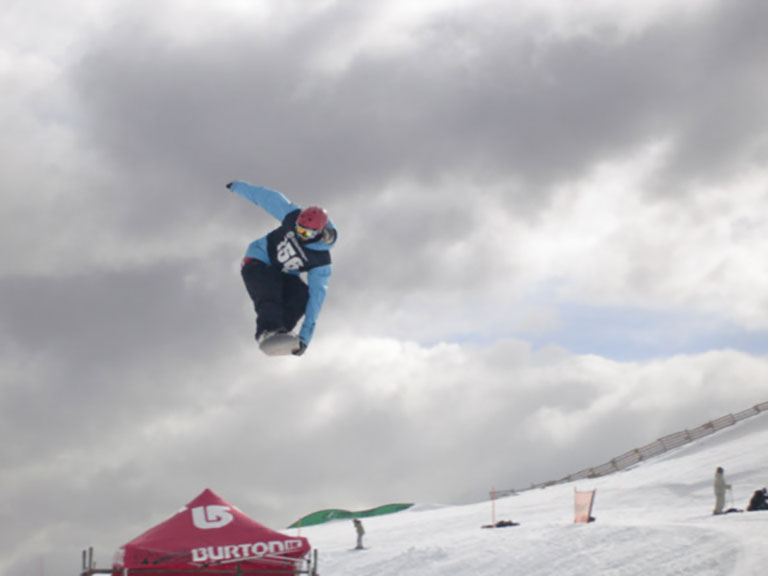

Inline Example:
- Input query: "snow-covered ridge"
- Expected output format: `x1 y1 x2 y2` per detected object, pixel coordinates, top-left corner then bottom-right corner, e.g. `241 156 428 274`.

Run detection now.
300 411 768 576
499 401 768 496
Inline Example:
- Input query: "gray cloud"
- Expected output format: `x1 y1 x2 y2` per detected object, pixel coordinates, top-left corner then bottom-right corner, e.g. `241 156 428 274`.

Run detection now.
67 0 768 209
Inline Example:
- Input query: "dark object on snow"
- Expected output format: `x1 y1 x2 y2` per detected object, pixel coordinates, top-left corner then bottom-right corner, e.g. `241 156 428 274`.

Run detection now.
353 519 365 550
482 520 520 529
747 488 768 511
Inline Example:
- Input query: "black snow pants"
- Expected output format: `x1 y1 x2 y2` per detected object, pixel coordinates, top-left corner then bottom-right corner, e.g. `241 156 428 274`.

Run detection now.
241 258 309 339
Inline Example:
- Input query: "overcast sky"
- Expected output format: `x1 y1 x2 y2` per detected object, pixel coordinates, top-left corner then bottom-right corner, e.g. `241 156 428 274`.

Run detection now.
2 0 768 574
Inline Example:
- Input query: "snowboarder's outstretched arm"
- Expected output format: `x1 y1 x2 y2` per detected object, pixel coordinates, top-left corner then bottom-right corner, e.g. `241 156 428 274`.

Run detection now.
227 181 299 221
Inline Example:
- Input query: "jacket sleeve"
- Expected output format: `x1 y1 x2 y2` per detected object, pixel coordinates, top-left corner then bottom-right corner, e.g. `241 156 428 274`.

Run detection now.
298 264 332 345
229 180 299 221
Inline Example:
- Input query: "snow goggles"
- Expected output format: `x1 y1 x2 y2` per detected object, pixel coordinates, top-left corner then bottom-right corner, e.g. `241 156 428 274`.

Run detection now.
296 224 322 240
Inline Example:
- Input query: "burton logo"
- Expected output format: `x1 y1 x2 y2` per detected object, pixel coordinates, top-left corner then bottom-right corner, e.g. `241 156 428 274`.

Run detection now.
191 505 234 530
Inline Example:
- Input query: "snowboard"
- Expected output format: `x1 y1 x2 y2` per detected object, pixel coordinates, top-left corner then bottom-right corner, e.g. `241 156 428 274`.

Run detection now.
259 332 301 356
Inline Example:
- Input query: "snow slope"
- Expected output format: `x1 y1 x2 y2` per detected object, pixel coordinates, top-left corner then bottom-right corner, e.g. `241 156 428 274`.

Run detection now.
298 412 768 576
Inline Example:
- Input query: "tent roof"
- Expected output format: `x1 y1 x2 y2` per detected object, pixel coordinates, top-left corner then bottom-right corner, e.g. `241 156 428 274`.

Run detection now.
115 489 309 572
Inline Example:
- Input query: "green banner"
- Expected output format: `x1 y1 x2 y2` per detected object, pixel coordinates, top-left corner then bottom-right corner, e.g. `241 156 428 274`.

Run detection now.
288 503 413 528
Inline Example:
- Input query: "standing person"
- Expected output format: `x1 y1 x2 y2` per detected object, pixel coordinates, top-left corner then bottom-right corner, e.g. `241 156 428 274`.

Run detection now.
713 467 732 515
227 181 338 356
353 519 365 550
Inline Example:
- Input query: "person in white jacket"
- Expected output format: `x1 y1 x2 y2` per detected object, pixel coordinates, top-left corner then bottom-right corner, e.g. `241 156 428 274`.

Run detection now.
713 467 732 515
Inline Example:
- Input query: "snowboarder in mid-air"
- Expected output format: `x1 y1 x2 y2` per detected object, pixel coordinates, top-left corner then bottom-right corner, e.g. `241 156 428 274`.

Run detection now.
227 181 337 356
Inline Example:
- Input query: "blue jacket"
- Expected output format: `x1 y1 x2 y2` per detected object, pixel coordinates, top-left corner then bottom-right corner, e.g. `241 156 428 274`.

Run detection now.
229 181 337 346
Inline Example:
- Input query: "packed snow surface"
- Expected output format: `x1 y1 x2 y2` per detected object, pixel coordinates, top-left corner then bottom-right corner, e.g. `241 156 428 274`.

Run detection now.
297 412 768 575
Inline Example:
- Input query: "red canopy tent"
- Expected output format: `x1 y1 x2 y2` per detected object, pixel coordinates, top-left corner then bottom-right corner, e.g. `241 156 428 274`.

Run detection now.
111 489 312 576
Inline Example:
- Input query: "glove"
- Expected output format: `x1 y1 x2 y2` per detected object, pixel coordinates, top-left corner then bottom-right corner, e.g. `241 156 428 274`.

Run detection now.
321 227 337 245
293 341 308 356
226 182 234 190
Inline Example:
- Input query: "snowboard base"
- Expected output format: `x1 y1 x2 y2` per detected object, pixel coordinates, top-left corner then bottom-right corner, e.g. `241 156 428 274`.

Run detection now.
259 332 301 356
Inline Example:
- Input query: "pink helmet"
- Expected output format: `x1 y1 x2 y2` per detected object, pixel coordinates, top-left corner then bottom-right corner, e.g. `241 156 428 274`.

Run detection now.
296 206 328 240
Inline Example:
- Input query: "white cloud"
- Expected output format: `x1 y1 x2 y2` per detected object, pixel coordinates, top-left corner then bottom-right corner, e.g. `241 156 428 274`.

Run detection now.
505 140 768 330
